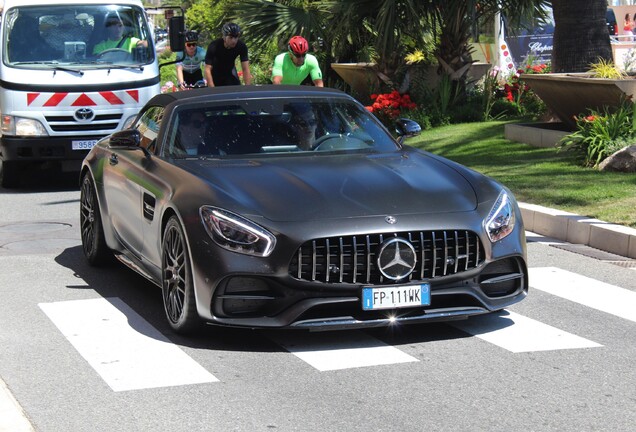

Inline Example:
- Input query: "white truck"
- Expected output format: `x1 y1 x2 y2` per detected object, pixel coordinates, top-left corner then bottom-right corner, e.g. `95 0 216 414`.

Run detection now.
0 0 173 187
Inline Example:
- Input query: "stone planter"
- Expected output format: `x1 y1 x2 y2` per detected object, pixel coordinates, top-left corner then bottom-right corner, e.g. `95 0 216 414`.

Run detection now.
331 62 493 102
521 72 636 129
330 63 381 101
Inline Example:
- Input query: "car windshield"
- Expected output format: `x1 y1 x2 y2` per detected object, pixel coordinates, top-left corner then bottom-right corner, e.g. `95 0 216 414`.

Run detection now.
3 4 154 68
167 97 400 158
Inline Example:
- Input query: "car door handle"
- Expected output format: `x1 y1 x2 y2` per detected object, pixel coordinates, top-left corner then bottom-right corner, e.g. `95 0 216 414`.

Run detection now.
109 154 118 165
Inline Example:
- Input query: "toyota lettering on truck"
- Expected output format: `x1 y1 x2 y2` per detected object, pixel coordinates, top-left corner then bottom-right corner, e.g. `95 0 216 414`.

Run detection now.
0 0 166 188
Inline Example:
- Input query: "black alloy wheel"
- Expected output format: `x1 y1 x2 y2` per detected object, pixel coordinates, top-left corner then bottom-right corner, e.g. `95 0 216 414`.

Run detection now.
162 216 200 333
80 174 111 265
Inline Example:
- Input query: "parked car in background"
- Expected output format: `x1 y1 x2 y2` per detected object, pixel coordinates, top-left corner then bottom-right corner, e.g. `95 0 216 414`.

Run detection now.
155 28 168 41
80 86 528 335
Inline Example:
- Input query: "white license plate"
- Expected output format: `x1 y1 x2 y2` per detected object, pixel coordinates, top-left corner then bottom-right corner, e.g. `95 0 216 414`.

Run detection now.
72 139 98 150
362 284 430 310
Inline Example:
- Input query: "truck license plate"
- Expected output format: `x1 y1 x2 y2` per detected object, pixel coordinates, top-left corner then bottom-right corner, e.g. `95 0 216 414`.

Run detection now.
362 284 430 310
72 139 98 150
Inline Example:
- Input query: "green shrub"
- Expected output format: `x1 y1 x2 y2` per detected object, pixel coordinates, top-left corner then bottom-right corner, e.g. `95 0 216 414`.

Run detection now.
558 102 636 167
448 94 483 123
402 108 433 130
159 51 178 87
587 58 626 79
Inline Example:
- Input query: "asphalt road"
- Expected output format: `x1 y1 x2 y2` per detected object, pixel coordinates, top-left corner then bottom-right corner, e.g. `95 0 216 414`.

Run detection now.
1 173 635 432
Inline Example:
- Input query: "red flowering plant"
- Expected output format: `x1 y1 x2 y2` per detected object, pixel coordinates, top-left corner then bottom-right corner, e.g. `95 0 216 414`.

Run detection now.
365 90 417 129
496 62 551 117
558 101 636 167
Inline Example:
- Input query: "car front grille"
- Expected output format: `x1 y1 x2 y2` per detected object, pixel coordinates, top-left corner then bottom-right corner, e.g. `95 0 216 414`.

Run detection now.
289 230 485 285
44 113 122 133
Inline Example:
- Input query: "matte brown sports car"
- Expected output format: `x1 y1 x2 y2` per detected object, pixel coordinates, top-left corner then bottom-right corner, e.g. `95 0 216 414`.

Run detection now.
80 85 527 334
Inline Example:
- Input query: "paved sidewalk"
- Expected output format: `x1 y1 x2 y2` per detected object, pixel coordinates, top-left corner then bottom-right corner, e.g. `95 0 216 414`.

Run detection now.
520 203 636 260
0 377 34 432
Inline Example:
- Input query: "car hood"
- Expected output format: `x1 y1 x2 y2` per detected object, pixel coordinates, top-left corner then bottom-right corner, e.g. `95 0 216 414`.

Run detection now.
183 150 479 222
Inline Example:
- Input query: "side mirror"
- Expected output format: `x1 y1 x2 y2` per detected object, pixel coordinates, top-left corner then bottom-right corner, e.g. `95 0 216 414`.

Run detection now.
168 16 185 52
109 129 141 148
395 118 422 137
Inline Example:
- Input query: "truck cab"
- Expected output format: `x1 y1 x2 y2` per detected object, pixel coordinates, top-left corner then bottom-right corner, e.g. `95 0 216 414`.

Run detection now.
0 0 162 187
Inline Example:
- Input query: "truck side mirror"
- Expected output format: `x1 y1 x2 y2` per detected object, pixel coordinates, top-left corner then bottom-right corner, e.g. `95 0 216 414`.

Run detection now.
168 16 185 52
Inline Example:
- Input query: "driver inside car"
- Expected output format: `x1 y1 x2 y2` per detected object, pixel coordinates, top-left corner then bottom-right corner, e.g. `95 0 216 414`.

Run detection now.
92 12 147 55
287 104 318 151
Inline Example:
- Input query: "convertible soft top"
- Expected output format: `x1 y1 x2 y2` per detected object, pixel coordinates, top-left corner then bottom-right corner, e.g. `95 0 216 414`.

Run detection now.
148 84 348 107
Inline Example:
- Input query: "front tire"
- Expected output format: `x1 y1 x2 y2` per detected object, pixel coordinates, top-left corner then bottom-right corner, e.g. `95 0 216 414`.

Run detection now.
80 174 111 265
162 216 200 334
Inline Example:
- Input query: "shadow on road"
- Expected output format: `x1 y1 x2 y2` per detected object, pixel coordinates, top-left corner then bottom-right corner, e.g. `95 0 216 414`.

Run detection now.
1 163 79 193
53 244 476 353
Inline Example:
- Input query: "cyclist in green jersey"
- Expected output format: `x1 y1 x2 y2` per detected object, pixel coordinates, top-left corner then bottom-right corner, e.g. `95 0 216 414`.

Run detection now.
271 36 323 87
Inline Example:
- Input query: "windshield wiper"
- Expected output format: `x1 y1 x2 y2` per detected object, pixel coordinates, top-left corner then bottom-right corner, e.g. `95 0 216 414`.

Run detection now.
80 60 142 69
13 61 84 76
108 64 145 72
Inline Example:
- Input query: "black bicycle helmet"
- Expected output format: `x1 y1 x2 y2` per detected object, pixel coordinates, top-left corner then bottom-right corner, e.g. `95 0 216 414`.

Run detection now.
184 31 199 43
222 22 241 37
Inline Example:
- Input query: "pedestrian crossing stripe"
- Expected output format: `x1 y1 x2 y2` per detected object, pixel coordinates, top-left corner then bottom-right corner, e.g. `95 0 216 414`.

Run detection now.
451 311 601 353
37 265 636 388
267 330 418 371
39 297 218 392
529 267 636 323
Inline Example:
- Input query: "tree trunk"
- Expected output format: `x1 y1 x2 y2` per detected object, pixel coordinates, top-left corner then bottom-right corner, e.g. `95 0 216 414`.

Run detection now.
552 0 612 72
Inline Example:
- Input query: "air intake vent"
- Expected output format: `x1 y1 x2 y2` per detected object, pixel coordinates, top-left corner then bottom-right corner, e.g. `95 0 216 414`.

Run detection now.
289 230 484 285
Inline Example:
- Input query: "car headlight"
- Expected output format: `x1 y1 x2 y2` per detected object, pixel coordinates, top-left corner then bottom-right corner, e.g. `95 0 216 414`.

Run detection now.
484 191 515 242
200 206 276 257
1 116 48 136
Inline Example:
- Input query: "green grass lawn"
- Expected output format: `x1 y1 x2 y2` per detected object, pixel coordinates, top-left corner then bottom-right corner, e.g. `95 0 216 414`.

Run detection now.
407 121 636 228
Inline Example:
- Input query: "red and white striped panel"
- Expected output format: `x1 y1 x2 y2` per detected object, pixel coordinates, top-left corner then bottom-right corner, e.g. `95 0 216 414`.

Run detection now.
26 90 140 107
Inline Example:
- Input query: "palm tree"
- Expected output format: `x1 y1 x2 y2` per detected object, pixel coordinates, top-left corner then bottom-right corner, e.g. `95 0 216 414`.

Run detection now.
234 0 548 79
551 0 612 72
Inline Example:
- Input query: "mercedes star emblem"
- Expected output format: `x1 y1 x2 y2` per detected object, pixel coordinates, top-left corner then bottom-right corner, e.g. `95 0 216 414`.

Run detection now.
377 237 417 280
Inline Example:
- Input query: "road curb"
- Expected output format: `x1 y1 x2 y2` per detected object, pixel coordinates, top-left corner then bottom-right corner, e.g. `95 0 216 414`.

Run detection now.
520 202 636 259
0 377 34 432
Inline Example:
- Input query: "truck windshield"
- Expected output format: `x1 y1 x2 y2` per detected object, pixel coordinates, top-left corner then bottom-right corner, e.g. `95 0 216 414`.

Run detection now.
3 4 155 68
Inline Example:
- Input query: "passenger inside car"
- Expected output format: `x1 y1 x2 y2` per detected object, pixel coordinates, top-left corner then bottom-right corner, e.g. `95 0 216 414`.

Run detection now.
177 111 207 156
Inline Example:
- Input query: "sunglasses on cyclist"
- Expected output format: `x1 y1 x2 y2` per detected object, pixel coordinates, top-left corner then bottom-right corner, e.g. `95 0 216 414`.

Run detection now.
291 52 306 59
186 42 197 48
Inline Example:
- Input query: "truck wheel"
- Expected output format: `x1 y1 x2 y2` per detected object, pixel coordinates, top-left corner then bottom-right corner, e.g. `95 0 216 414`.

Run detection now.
0 160 20 189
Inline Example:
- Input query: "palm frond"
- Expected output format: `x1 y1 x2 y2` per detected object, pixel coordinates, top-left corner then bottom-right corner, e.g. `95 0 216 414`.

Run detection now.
233 0 328 46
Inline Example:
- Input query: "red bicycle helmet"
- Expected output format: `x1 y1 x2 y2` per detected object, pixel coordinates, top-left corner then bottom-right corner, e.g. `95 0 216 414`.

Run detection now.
288 36 309 56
